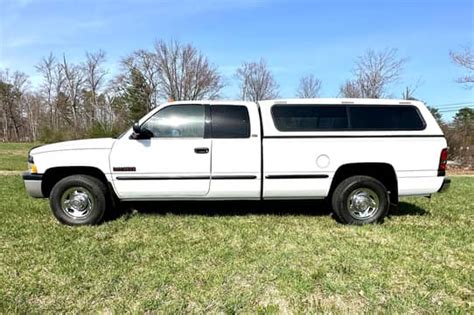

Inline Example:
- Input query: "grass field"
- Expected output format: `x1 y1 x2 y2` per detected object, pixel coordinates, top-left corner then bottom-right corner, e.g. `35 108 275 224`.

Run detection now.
0 143 473 313
0 142 38 172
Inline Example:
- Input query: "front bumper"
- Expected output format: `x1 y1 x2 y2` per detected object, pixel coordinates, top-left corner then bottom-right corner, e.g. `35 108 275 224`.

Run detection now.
22 173 44 198
438 177 451 193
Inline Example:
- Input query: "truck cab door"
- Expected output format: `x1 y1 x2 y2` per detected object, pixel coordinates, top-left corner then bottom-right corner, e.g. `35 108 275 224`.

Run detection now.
208 104 261 199
110 104 211 199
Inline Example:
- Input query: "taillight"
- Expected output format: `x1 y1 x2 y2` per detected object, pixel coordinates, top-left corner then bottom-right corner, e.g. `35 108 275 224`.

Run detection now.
438 148 448 176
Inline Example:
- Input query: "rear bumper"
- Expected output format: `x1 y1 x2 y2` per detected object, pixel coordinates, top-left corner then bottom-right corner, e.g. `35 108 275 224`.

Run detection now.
22 173 44 198
438 177 451 193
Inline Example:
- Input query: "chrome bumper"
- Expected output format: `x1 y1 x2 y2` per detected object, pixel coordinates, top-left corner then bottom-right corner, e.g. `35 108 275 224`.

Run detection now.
438 177 451 193
22 173 44 198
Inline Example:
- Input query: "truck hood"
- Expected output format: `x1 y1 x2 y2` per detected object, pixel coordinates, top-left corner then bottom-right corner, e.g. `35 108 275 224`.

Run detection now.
31 138 116 155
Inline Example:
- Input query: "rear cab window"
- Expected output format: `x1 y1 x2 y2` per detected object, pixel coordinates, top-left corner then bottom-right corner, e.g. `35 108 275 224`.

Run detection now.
211 105 251 138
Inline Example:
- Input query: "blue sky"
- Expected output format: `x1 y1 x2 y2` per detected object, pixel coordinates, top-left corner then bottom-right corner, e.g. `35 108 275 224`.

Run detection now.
0 0 473 118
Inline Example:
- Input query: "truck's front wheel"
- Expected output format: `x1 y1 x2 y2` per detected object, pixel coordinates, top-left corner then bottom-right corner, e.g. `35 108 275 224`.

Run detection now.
331 175 389 225
50 175 107 225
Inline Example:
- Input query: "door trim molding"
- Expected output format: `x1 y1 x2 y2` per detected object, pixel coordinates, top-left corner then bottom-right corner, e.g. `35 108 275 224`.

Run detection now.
265 174 329 179
116 175 210 180
264 135 444 139
116 175 257 180
212 175 257 180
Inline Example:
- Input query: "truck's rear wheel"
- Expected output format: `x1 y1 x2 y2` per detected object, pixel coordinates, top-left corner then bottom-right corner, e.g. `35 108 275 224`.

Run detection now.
331 175 389 225
50 175 107 225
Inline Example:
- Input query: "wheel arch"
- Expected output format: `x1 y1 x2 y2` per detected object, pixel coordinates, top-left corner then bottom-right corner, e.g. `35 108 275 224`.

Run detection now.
41 166 109 198
329 162 398 205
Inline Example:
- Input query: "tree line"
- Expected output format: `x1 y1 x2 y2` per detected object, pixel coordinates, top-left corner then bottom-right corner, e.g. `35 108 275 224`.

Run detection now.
0 40 472 163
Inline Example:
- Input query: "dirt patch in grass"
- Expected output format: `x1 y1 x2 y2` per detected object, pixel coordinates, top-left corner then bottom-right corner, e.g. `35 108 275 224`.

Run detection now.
0 171 22 175
447 167 474 176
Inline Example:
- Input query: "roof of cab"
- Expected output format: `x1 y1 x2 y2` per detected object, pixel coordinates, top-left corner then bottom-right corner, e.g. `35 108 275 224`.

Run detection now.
159 100 256 107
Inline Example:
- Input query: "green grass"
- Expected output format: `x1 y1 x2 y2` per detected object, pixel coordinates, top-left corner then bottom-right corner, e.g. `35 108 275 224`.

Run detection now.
0 175 472 313
0 142 39 171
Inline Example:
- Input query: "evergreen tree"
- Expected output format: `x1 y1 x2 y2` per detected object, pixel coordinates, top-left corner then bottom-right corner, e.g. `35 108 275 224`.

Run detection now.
427 106 444 126
123 68 152 123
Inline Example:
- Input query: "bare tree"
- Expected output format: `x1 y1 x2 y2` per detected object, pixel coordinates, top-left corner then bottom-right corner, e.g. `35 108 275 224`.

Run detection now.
36 53 72 131
83 50 108 125
296 74 322 98
0 69 29 141
154 40 224 101
235 59 279 101
340 48 407 98
23 93 42 141
61 55 85 129
401 86 417 100
402 77 423 100
36 54 56 127
52 61 66 128
339 80 362 98
450 46 474 88
445 107 474 163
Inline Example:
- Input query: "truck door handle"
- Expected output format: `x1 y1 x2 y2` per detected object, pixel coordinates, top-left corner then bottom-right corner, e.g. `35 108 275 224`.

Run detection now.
194 147 209 154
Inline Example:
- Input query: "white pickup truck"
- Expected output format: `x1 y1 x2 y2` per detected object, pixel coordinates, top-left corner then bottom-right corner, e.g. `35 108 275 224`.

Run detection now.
23 98 450 225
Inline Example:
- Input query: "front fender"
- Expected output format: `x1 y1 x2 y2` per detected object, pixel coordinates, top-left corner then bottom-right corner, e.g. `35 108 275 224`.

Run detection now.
33 149 112 181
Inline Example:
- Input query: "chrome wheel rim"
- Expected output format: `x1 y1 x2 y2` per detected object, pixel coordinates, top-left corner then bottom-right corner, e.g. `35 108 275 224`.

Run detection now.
60 186 94 219
347 188 380 220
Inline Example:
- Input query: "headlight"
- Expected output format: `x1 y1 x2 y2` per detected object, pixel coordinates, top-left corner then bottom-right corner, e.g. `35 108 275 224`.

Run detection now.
28 155 37 173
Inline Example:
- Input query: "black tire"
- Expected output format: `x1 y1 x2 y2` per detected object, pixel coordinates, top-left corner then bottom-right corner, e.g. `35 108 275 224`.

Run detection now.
50 175 108 226
331 175 389 225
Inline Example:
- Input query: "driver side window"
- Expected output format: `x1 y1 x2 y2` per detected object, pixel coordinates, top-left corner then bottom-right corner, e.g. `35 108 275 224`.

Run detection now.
142 105 205 138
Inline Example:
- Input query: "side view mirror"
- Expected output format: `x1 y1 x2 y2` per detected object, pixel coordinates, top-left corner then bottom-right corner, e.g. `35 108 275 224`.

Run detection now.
133 122 141 134
131 122 153 139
